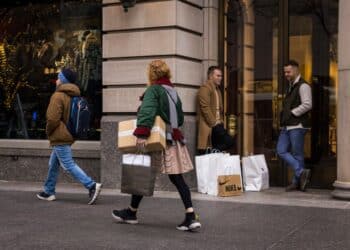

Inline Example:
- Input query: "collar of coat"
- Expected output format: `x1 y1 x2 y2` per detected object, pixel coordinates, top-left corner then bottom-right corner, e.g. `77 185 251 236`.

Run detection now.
206 79 220 90
153 77 174 87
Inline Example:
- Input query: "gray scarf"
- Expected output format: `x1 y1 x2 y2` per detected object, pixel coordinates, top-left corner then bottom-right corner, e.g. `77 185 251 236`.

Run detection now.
162 85 179 143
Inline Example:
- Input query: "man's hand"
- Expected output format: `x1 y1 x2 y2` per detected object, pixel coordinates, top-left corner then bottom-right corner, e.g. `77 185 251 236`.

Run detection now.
214 121 223 126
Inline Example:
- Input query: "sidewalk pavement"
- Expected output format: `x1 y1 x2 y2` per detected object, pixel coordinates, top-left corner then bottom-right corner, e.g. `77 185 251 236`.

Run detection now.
1 180 349 210
1 180 350 250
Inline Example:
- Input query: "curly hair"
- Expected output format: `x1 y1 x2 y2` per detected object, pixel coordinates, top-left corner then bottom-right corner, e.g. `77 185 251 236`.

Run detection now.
147 59 171 85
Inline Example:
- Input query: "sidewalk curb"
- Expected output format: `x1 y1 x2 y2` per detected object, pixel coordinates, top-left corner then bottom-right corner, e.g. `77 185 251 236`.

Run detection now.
1 180 350 210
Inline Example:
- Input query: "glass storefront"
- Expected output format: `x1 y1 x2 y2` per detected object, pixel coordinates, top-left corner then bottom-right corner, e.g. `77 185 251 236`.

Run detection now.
0 0 102 140
224 0 338 188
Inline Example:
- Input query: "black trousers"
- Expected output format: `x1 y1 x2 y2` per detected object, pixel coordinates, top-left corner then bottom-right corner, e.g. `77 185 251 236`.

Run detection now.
211 123 234 151
130 174 193 209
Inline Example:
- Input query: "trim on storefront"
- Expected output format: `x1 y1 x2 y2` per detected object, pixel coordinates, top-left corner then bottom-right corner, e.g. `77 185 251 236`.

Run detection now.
103 0 172 7
179 0 203 9
103 26 203 36
103 54 203 63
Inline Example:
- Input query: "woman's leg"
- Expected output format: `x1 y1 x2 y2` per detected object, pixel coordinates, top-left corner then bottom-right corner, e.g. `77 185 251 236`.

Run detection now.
130 195 143 210
168 174 193 210
168 174 201 231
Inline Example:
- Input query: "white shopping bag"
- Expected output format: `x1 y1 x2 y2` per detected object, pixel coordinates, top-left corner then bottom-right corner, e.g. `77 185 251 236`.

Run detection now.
195 153 225 194
242 154 269 191
122 154 151 167
207 155 241 196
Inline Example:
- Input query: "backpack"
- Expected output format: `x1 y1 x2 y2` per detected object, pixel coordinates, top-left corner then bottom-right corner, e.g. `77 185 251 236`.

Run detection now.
66 96 91 139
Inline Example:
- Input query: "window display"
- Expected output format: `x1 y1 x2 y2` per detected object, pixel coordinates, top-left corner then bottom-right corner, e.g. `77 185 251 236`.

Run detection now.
0 0 102 140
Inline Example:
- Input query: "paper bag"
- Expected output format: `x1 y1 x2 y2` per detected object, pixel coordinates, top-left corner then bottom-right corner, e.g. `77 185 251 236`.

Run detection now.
121 154 157 196
218 175 243 196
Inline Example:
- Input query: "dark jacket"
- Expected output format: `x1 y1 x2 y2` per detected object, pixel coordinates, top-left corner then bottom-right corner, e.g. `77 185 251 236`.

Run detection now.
280 78 311 127
46 83 80 146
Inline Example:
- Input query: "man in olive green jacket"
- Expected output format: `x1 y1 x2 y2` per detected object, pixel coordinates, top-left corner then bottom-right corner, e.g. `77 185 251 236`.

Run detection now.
36 68 102 204
196 66 234 154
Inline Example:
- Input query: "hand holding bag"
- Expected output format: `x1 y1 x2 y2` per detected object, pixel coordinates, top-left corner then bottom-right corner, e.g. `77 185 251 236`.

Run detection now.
121 154 157 196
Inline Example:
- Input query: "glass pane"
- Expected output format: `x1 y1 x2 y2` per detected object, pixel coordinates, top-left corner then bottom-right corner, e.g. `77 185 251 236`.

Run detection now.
289 0 338 187
0 1 102 140
251 0 280 185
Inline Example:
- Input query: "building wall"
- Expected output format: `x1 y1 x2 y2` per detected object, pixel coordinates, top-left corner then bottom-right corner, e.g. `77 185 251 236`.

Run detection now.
101 0 219 189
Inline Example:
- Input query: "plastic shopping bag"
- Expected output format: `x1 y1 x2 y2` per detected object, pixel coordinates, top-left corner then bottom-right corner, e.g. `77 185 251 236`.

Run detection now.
195 153 224 194
242 154 269 191
207 154 241 196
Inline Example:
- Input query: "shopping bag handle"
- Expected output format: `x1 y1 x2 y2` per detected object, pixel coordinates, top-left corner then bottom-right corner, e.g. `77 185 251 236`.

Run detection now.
205 147 225 154
205 147 222 154
136 143 146 154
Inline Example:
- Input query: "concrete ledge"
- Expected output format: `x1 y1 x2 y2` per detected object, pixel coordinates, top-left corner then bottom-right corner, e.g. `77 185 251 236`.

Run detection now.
0 139 100 150
0 140 100 158
0 140 100 183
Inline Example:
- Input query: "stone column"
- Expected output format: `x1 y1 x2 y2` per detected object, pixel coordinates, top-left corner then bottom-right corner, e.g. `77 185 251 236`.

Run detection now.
332 0 350 200
101 0 204 189
241 0 255 155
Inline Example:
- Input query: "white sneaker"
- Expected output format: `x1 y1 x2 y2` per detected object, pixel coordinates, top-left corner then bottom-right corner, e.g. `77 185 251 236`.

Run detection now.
88 183 102 205
36 192 56 201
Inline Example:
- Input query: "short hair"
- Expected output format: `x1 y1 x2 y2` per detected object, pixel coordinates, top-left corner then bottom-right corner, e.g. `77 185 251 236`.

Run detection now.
147 60 172 84
284 60 299 68
207 66 221 79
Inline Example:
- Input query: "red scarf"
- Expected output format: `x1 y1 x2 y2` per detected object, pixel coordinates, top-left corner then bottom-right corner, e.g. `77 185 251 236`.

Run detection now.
153 77 174 87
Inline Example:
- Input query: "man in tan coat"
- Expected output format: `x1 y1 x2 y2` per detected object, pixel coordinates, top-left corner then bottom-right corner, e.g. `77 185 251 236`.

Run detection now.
36 68 102 204
196 66 234 154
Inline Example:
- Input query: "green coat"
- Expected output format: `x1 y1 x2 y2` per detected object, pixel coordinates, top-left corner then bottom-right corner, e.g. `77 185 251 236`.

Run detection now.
137 84 184 129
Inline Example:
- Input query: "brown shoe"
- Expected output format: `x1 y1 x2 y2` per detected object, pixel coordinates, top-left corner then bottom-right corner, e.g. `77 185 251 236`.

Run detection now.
300 169 311 192
285 183 299 192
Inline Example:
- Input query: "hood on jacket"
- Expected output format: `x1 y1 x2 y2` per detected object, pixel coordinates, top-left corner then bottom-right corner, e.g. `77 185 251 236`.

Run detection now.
56 83 80 97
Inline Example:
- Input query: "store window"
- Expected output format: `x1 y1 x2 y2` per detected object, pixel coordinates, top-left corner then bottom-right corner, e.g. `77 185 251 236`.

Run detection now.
0 0 102 140
224 0 338 187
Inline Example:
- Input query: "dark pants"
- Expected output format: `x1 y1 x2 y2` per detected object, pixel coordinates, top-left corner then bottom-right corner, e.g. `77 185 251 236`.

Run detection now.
211 123 234 151
130 174 193 209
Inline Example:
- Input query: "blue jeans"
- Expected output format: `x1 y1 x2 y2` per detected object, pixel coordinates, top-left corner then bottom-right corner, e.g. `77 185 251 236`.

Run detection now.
276 128 307 184
44 145 95 195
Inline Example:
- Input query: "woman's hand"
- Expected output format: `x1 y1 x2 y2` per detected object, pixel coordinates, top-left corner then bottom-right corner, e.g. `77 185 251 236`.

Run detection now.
136 138 147 151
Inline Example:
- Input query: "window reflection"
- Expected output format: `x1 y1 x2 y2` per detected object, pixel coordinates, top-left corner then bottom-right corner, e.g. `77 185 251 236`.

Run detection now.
0 1 102 140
